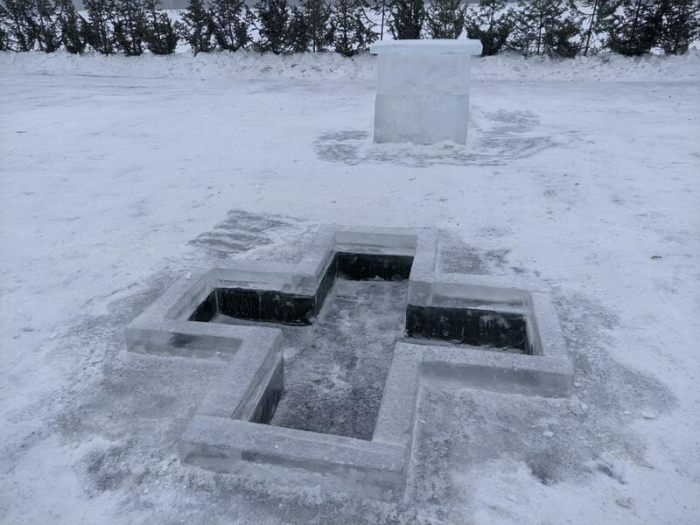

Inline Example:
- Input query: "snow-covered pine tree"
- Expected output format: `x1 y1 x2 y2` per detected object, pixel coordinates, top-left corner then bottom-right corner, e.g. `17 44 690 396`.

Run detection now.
3 0 60 52
369 0 391 40
27 0 61 52
253 0 289 53
568 0 618 56
287 6 309 51
176 0 215 55
646 0 670 50
113 0 146 56
604 0 659 56
509 0 579 57
332 0 352 54
542 7 581 57
211 0 251 51
0 4 9 50
56 0 87 53
353 1 376 51
143 0 178 54
657 0 700 54
84 0 116 54
510 0 556 55
426 0 465 39
300 0 332 51
331 0 374 56
2 0 35 51
390 0 424 39
465 0 514 56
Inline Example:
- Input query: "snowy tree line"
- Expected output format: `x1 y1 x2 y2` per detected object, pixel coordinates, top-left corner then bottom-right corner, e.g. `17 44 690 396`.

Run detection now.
1 0 698 57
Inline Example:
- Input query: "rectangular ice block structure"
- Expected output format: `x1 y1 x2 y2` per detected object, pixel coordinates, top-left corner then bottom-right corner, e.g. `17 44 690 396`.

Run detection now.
371 39 482 145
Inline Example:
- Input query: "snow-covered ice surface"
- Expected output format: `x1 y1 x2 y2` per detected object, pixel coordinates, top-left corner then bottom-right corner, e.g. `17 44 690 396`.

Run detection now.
1 52 699 524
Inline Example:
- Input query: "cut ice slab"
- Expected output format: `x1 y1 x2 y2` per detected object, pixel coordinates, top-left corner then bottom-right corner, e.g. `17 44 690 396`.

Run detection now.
371 39 483 145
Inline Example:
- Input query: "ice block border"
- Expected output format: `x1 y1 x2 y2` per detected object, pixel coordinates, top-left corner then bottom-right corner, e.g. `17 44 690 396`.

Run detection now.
125 224 573 501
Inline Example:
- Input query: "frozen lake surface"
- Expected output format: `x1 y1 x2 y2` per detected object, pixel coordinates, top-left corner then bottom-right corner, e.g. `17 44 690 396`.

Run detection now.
1 56 699 524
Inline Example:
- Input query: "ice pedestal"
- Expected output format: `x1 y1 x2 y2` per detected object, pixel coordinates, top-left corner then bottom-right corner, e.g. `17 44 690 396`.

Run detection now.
371 40 483 145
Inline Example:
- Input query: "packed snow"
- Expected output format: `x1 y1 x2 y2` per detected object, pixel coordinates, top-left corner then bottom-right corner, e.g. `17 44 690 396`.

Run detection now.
1 51 699 524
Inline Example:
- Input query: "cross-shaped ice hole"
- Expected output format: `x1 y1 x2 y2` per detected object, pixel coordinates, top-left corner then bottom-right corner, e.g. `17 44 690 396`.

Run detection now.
187 252 533 441
215 278 408 441
191 252 413 440
127 226 573 500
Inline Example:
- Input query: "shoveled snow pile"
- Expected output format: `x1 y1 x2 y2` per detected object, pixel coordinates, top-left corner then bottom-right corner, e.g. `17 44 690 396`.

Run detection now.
2 48 699 82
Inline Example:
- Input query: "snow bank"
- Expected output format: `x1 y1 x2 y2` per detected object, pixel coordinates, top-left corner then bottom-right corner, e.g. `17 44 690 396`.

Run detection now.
474 49 700 82
2 48 699 82
0 50 377 81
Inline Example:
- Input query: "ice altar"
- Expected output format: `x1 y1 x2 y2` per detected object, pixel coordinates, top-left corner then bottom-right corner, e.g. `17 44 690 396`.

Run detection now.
371 39 483 145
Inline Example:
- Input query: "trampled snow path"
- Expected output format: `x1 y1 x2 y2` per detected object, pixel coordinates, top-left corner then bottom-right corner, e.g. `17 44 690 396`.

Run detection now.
0 61 699 524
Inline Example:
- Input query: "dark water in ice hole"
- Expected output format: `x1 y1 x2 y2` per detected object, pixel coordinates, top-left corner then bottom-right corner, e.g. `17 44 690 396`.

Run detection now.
212 278 408 441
